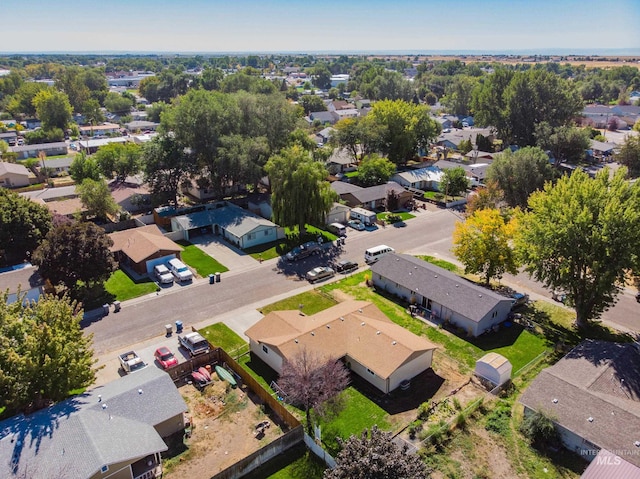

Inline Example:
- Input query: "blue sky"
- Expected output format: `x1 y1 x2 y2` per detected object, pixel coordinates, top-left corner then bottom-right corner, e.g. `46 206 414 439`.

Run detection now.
4 0 639 54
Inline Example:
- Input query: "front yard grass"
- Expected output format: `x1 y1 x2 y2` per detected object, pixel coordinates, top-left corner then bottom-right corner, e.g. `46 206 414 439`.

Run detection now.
377 211 416 222
104 269 157 302
176 240 228 277
198 322 247 353
244 225 336 261
416 254 461 273
259 290 337 316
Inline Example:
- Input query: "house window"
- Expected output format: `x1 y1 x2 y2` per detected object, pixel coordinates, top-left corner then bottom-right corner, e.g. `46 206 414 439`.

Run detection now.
262 345 268 354
264 230 269 236
492 311 497 318
248 233 255 240
367 368 375 376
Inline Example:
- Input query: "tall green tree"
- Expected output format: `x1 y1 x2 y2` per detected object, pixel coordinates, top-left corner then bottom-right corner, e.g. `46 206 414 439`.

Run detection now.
77 178 120 221
143 134 195 205
486 147 555 208
32 88 73 130
82 98 105 126
0 293 96 416
535 122 590 165
357 155 396 187
6 81 50 118
69 151 102 183
104 91 134 115
265 145 337 234
616 135 640 178
439 166 469 198
453 208 519 285
94 142 142 182
299 95 327 114
516 168 640 328
441 75 478 117
364 99 439 165
32 222 118 293
0 189 52 265
324 426 428 479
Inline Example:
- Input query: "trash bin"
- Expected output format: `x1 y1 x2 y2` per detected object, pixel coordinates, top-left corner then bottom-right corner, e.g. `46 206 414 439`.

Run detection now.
209 274 215 284
113 301 121 313
102 304 109 315
165 324 173 336
175 320 183 334
215 272 221 282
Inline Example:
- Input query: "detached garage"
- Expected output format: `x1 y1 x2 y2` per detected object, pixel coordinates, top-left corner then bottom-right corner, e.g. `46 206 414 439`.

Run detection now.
475 353 512 387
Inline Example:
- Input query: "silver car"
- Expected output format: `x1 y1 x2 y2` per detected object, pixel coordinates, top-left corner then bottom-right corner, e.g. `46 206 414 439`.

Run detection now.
306 266 335 283
153 264 174 284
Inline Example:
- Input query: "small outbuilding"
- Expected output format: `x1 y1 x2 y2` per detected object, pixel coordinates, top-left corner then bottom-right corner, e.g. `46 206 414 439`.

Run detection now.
475 352 512 387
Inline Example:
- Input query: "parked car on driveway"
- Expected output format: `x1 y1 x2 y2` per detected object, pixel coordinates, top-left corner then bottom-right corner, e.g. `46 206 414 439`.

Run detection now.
153 264 174 284
154 346 178 369
285 241 321 261
168 258 193 282
348 220 365 231
306 266 335 283
335 260 358 273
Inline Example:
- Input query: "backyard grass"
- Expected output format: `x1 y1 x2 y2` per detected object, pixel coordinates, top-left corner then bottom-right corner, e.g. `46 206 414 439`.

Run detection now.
317 386 391 456
104 269 157 301
198 322 247 353
244 225 336 261
242 444 326 479
176 240 228 276
259 290 337 316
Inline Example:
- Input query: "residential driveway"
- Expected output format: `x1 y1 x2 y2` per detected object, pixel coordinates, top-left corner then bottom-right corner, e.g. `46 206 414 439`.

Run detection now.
189 234 258 273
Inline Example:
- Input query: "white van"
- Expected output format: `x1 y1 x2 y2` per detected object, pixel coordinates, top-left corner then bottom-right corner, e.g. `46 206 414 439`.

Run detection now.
327 222 347 237
364 245 395 264
168 258 193 282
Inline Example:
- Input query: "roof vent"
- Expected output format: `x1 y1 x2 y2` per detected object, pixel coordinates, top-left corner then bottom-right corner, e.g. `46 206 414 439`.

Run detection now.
358 309 363 313
376 331 381 335
635 441 640 447
102 404 107 410
311 331 315 336
340 316 344 321
294 339 298 343
587 417 594 422
409 272 412 276
396 258 399 261
98 395 102 402
361 322 366 326
478 294 483 298
138 389 143 395
455 284 459 288
552 398 558 403
414 266 417 269
392 341 397 345
434 274 438 278
327 325 330 329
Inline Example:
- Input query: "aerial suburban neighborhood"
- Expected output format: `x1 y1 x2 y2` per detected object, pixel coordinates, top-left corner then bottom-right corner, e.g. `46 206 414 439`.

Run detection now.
1 6 640 479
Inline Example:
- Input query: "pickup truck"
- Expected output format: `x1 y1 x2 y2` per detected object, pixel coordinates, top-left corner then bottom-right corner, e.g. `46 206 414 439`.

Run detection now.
285 241 321 261
118 351 147 374
178 332 210 357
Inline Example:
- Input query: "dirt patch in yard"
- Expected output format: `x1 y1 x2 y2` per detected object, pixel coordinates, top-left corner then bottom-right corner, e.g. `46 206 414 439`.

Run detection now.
163 378 285 478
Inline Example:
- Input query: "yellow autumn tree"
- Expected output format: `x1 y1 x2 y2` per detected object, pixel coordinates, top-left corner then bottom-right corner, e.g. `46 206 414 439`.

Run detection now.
452 208 519 285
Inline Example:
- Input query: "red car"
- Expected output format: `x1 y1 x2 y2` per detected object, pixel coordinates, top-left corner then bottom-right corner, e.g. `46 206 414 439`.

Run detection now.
154 346 178 369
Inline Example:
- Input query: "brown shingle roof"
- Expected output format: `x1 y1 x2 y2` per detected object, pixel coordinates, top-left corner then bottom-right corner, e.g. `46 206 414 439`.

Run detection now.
109 225 182 264
246 300 437 379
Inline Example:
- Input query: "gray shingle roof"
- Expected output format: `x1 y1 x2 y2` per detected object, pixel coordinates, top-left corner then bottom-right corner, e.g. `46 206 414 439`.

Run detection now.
520 340 640 467
173 204 276 236
348 182 407 204
0 367 187 479
370 254 512 323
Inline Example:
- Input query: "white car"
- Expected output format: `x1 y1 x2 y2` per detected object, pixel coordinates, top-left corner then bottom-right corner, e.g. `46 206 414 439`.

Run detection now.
168 258 193 282
153 264 174 284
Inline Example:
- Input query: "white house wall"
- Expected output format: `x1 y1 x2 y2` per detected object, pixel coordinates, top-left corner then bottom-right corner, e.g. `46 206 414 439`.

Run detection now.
249 340 284 374
346 355 388 392
240 226 278 249
388 350 434 392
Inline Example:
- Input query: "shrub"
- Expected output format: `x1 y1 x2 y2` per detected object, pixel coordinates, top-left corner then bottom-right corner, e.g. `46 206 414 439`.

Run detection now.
452 397 461 410
520 409 559 448
485 402 512 435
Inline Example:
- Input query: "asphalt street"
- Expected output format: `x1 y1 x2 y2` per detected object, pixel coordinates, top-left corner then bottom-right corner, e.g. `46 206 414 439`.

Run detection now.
77 205 639 358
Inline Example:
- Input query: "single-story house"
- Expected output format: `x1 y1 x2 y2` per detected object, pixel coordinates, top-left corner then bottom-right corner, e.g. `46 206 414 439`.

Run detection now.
39 156 74 176
0 131 18 146
436 128 495 151
109 179 151 213
0 161 31 187
520 340 640 472
245 300 438 394
170 201 283 248
130 133 157 144
433 159 491 186
309 111 340 125
78 137 128 155
315 127 334 145
392 167 443 192
335 109 359 120
334 181 413 210
180 177 245 201
109 224 184 274
124 120 160 132
326 148 357 174
10 141 68 159
78 122 121 137
0 366 187 479
589 140 618 160
370 253 514 337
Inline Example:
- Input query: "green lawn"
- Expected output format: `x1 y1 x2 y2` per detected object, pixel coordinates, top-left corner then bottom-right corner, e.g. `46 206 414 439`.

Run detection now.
176 240 228 277
104 270 157 301
416 255 461 273
259 290 337 316
317 387 391 456
344 171 359 178
198 322 247 353
244 225 336 261
377 211 416 222
242 444 326 479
